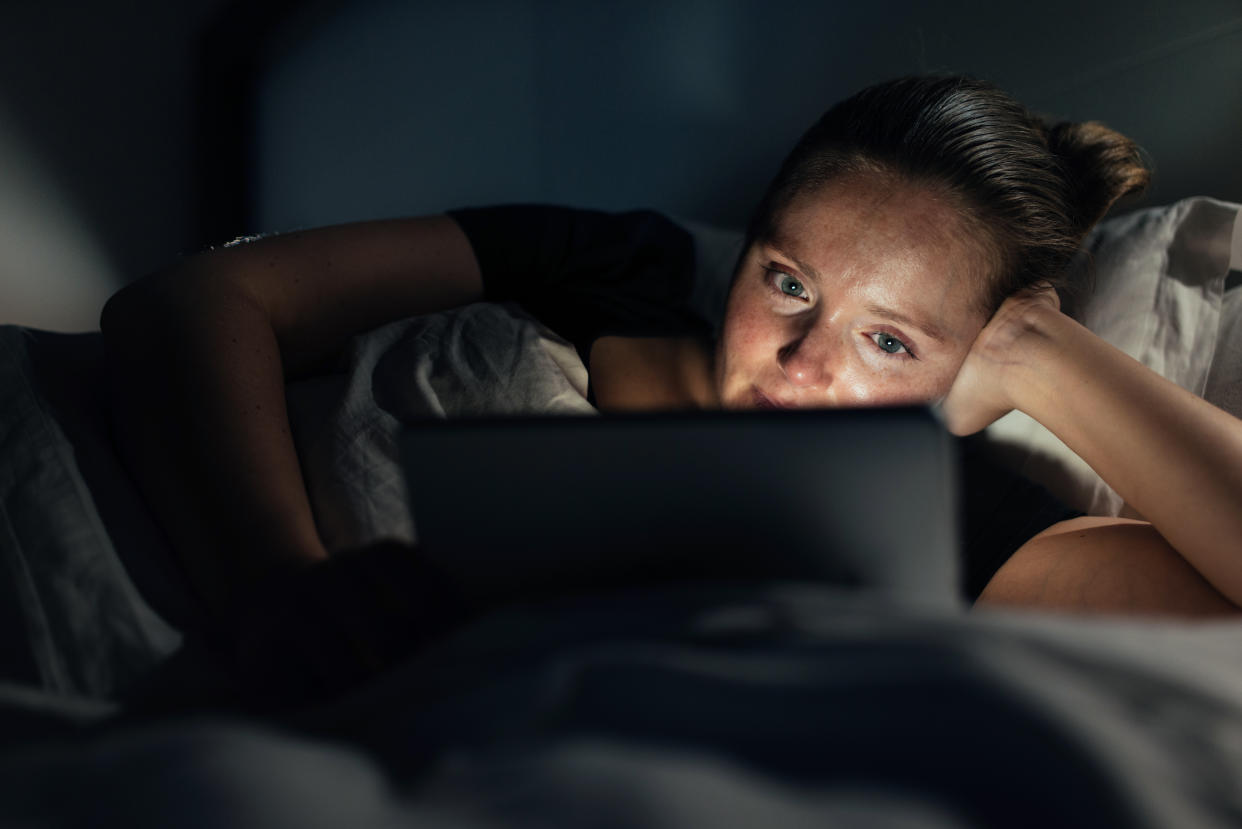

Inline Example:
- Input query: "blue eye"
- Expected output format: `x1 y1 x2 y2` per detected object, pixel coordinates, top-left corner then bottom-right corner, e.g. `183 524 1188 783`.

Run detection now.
871 332 911 356
778 274 806 298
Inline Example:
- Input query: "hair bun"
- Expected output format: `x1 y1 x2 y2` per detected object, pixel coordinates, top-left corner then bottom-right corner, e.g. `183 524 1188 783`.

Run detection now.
1045 121 1151 235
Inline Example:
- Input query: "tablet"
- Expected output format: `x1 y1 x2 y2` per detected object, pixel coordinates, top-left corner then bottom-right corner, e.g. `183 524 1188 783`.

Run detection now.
399 407 959 607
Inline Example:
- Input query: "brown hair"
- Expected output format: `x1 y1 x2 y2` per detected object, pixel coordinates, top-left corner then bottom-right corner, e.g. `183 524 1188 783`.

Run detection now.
747 75 1150 313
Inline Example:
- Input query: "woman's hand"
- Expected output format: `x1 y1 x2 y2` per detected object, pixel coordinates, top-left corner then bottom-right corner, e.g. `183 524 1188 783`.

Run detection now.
939 284 1062 436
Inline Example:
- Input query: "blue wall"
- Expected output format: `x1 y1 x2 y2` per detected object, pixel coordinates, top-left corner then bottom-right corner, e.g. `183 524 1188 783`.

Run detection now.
1 0 1239 328
253 0 1242 232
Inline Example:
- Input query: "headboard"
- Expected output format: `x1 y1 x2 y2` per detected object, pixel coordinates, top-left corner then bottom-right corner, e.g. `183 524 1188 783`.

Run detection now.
199 0 1242 240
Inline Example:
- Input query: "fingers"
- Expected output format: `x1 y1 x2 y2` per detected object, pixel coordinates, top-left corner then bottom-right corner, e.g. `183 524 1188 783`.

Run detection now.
940 284 1066 436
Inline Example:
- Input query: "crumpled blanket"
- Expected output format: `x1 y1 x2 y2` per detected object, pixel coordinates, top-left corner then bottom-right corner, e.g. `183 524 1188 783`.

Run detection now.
287 302 595 554
0 303 592 700
6 586 1242 828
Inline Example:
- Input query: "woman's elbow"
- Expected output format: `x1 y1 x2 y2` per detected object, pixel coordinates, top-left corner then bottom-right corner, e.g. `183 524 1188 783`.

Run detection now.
975 521 1242 619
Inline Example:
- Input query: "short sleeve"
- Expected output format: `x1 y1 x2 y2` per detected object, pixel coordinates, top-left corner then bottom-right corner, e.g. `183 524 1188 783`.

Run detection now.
447 205 711 361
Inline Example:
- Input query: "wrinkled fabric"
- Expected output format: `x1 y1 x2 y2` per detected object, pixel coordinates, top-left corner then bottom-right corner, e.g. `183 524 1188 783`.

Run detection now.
0 329 181 698
6 587 1242 828
984 197 1241 516
0 304 590 699
287 302 595 553
1204 280 1242 420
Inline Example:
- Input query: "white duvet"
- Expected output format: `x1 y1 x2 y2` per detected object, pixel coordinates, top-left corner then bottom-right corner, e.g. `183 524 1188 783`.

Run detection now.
287 302 597 555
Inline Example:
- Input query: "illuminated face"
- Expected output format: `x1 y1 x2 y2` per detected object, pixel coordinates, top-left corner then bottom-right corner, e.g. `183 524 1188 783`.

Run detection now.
715 174 992 410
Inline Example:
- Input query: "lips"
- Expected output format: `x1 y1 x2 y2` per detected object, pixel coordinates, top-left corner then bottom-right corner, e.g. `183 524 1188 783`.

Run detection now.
752 387 791 410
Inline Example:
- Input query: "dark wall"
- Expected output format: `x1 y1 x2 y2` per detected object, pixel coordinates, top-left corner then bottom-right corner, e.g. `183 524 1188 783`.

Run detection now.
0 0 226 330
248 0 1242 234
3 0 1240 331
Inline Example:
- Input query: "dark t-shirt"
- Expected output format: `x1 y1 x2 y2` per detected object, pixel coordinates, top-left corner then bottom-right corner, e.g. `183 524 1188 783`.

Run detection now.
451 204 712 365
448 204 1079 600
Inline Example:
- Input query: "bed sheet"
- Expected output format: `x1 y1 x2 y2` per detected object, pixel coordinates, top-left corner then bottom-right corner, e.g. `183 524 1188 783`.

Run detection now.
3 586 1242 828
0 301 593 700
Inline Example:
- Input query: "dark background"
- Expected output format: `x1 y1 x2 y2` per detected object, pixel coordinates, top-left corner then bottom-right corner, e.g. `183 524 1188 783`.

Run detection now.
2 0 1240 332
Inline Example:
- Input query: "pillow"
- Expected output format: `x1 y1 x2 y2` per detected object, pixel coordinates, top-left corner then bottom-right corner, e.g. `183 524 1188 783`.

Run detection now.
286 302 595 554
1204 281 1242 421
682 197 1242 516
982 197 1240 515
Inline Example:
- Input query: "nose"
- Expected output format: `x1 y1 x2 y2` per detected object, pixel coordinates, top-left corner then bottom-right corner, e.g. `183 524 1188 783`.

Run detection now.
778 326 837 389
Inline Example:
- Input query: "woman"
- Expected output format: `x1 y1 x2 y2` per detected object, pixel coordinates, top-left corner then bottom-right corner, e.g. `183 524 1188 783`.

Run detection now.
103 76 1242 687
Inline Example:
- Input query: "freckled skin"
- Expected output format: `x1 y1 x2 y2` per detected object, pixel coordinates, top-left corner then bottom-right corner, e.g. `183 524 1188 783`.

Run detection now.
715 174 991 409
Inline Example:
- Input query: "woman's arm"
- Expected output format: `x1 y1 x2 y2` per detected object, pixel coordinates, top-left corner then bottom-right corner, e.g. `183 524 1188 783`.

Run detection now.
975 516 1238 616
101 216 482 618
943 289 1242 612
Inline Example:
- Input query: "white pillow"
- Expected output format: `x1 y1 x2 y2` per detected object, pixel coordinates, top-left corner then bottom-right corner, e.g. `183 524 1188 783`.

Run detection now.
983 197 1241 515
1205 282 1242 421
682 197 1242 516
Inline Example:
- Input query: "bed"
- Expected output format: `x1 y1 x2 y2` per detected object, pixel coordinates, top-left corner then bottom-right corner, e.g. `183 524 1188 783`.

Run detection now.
2 195 1241 826
5 0 1242 825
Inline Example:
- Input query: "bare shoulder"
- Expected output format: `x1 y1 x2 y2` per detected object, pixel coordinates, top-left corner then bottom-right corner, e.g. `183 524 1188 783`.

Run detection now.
976 516 1241 618
589 336 717 411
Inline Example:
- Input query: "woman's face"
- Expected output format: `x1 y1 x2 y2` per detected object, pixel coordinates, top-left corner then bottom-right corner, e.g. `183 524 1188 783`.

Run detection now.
715 175 992 410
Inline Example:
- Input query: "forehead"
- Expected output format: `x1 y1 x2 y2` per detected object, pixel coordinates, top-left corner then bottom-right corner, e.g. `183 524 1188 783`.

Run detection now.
764 176 991 334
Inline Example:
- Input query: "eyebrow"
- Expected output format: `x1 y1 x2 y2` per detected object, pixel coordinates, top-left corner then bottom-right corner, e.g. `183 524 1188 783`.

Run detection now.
761 240 949 345
865 303 947 343
760 239 822 284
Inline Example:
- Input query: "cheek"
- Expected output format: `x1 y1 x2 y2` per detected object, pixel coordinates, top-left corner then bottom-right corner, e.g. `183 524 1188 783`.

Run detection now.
719 288 781 369
716 289 780 402
722 303 769 354
841 373 939 406
839 357 962 406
